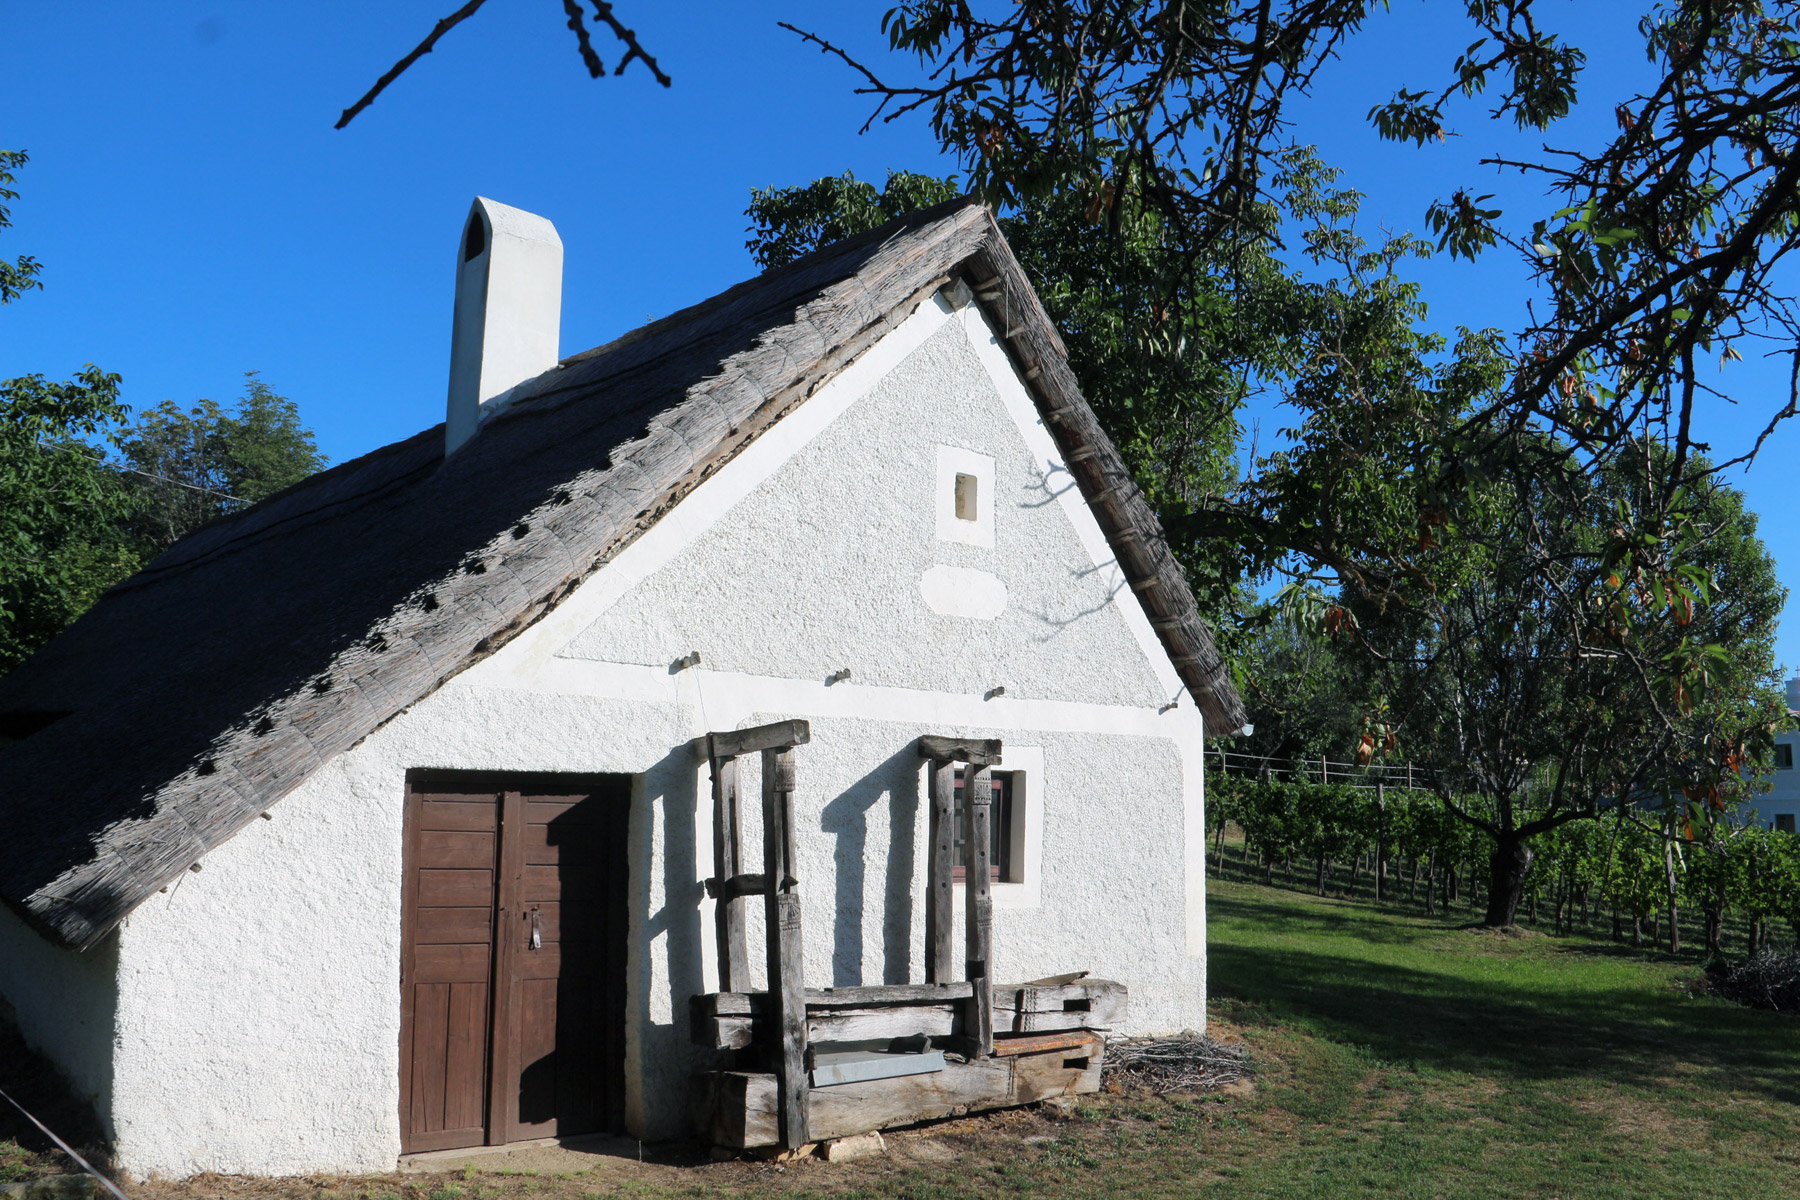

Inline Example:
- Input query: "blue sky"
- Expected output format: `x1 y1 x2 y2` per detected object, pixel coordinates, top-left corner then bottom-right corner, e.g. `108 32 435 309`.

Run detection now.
7 2 1800 671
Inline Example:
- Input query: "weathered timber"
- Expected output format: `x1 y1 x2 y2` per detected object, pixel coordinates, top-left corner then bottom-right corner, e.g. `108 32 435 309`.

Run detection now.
704 872 767 903
694 1045 1103 1148
689 979 1121 1049
762 747 809 1148
964 764 994 1058
926 757 956 983
708 719 810 761
806 1003 957 1045
916 736 1004 766
991 1030 1100 1058
709 755 749 992
960 238 1244 733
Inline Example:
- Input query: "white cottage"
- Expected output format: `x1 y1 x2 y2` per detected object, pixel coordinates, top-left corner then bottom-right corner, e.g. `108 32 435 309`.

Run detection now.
0 198 1244 1178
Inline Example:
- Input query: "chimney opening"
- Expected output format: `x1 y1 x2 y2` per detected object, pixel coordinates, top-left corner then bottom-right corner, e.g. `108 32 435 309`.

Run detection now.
462 212 487 262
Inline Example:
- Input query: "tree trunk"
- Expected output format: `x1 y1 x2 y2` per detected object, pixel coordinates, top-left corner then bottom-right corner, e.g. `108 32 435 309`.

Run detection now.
1705 897 1724 958
1664 838 1681 955
1424 851 1437 916
1316 856 1327 897
1483 837 1533 927
1631 914 1643 947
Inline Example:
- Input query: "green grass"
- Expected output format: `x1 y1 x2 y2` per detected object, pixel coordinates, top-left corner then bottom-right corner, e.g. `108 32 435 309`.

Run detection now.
138 880 1800 1200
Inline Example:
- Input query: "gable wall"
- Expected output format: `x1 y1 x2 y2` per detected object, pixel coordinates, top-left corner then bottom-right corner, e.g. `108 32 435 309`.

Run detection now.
92 289 1208 1176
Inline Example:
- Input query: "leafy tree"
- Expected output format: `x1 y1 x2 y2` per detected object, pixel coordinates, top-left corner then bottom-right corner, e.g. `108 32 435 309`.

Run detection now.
119 372 328 554
0 150 138 671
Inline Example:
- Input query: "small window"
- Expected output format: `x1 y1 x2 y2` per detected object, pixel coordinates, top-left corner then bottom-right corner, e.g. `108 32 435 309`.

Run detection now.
1778 744 1794 771
954 473 978 521
952 768 1014 883
1779 814 1796 834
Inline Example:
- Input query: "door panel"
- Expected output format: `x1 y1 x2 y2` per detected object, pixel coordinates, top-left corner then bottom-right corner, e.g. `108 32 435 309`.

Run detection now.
401 784 500 1153
402 774 628 1154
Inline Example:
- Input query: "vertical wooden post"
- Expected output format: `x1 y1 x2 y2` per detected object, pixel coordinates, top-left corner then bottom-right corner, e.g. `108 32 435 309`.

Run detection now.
487 789 526 1145
964 763 994 1059
925 757 956 983
1375 782 1386 904
708 745 749 993
762 747 810 1148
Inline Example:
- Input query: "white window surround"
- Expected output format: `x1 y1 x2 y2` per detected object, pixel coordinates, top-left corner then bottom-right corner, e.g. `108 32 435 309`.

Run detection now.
923 745 1045 911
935 445 995 548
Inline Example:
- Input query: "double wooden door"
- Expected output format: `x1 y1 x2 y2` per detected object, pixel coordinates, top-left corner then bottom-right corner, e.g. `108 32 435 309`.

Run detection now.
400 773 629 1153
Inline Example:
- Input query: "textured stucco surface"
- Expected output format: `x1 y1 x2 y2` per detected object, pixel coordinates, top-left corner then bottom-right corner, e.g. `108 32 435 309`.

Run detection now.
9 300 1205 1177
560 320 1167 709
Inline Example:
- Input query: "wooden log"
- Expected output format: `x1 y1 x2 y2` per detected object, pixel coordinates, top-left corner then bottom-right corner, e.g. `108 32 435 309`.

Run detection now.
917 735 1003 766
706 719 810 760
926 757 956 983
692 1045 1105 1148
964 764 994 1058
806 982 974 1006
762 746 810 1148
709 754 749 992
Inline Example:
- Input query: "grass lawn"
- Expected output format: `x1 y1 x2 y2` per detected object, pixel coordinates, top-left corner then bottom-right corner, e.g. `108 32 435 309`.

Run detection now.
18 879 1800 1199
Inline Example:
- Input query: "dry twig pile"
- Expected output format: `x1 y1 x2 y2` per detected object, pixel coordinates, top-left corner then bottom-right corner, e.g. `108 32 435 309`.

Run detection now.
1103 1032 1253 1095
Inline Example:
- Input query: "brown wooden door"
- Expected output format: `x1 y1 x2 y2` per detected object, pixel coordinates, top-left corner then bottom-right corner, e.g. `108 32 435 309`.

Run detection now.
401 774 628 1154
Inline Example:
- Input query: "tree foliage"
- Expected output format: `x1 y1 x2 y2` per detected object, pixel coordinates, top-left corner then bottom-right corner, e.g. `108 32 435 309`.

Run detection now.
119 373 328 554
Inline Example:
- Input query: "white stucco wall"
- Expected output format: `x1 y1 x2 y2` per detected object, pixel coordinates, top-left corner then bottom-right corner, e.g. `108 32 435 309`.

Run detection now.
0 902 116 1130
34 287 1207 1177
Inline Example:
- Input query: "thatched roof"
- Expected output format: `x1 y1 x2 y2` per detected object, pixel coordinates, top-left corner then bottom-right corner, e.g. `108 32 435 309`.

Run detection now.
0 199 1245 952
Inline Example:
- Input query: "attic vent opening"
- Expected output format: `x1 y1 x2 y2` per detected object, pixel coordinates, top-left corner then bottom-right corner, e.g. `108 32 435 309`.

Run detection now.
462 212 487 262
954 472 978 522
0 710 70 748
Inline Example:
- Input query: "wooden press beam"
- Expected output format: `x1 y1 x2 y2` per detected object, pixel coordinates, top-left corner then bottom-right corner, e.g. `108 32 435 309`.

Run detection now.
925 757 956 984
916 735 1003 766
762 745 810 1148
964 763 995 1058
708 719 811 760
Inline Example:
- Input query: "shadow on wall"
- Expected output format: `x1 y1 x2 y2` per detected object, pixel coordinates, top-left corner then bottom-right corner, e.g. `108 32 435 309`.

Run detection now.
0 931 117 1164
822 746 922 987
638 746 708 1117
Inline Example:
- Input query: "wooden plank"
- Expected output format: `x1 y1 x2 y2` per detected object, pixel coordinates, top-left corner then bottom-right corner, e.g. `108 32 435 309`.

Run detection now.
926 758 956 984
808 982 974 1007
964 764 994 1058
710 754 750 993
690 980 1121 1047
413 943 492 983
416 983 450 1134
807 1003 957 1045
415 906 493 945
443 982 488 1131
487 789 526 1145
419 800 498 832
917 736 1004 766
707 719 811 760
417 868 494 907
419 830 496 869
762 746 810 1148
991 1030 1100 1058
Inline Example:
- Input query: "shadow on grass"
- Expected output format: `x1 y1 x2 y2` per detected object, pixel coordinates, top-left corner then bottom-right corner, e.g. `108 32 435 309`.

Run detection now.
1209 887 1800 1105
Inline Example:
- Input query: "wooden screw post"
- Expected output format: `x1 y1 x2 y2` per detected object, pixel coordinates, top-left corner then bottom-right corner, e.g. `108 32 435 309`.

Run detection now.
926 757 957 984
762 746 810 1148
964 764 995 1059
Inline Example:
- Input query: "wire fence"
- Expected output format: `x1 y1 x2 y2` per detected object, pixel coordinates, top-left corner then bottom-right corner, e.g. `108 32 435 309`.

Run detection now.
1213 747 1429 790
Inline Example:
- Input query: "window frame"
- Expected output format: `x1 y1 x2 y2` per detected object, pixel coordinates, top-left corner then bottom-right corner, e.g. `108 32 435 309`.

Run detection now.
951 768 1014 883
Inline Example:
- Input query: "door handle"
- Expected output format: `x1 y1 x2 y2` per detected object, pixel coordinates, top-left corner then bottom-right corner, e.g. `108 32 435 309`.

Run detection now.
528 907 542 951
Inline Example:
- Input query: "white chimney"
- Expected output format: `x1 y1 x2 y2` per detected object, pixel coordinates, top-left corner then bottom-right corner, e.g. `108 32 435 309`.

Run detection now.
445 197 563 455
